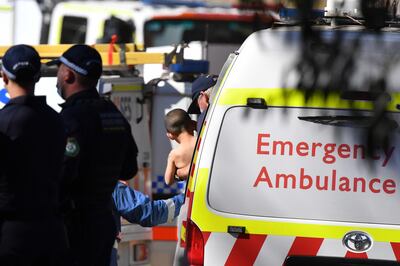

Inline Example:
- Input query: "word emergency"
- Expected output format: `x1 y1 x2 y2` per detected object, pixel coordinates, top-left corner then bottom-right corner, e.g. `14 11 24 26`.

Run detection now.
257 133 395 167
254 133 397 194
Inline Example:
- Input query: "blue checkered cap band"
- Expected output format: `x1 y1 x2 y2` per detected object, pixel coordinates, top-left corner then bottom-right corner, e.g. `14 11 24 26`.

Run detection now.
2 63 41 81
60 56 88 76
1 65 16 80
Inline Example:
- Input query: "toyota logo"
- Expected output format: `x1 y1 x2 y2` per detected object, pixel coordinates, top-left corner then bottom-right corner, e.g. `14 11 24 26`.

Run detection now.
343 231 373 253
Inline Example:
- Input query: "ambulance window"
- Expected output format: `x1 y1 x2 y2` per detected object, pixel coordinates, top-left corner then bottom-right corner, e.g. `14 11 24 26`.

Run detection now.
60 16 87 44
208 106 400 225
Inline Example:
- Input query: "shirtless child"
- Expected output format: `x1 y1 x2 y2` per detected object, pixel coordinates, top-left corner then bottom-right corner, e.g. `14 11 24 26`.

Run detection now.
164 109 197 185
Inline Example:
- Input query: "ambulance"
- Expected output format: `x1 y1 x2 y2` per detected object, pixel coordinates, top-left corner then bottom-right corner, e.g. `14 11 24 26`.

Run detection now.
182 16 400 266
47 0 276 75
47 0 275 47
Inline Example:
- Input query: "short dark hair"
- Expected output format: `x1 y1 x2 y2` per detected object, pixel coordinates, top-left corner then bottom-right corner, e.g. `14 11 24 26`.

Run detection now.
165 109 192 135
75 71 98 88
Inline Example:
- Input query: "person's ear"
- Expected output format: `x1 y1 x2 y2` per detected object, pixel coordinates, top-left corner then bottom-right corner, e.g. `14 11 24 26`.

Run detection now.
197 92 203 105
64 68 75 84
203 91 210 102
2 72 9 86
166 132 174 140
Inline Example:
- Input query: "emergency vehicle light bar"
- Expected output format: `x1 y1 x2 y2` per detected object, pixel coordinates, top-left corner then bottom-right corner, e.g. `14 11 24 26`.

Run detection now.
169 59 209 74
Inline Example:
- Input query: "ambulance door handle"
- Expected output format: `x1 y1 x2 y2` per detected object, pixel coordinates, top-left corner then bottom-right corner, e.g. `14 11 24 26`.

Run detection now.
227 226 246 234
136 97 144 124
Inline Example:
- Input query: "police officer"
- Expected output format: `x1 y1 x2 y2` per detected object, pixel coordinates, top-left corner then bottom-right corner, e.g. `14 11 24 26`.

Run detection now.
48 44 138 266
0 45 69 265
187 74 218 132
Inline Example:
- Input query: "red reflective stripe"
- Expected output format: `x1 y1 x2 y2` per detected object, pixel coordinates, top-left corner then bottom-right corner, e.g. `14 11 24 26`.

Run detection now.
287 237 323 256
186 190 194 223
180 221 187 248
186 190 193 200
190 163 196 178
203 232 211 245
345 251 368 259
225 234 267 266
196 137 202 151
391 242 400 261
152 226 177 241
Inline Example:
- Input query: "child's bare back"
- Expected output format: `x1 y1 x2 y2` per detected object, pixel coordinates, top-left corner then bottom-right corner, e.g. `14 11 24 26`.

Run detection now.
164 109 196 185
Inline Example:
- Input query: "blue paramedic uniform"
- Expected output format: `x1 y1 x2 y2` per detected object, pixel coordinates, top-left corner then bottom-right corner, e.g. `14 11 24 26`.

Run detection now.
113 181 184 227
110 181 184 266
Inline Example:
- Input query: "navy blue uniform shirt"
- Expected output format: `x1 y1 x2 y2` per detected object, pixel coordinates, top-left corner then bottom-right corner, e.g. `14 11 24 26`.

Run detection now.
0 95 66 218
60 89 138 208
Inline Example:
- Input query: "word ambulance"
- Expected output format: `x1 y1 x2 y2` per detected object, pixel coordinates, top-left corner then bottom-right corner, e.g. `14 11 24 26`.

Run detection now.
254 132 397 195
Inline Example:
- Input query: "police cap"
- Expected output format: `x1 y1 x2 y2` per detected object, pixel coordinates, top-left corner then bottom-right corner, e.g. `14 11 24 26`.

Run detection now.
188 74 218 114
2 44 41 82
47 44 102 80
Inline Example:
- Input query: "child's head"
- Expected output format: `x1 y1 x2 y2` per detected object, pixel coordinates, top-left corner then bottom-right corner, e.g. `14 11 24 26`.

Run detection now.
165 109 193 137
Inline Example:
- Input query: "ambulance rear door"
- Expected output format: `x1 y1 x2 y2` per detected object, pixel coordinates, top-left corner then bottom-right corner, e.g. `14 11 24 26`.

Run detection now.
188 29 400 265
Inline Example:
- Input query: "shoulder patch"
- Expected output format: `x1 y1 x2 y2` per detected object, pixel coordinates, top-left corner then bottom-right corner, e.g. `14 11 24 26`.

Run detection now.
65 137 80 157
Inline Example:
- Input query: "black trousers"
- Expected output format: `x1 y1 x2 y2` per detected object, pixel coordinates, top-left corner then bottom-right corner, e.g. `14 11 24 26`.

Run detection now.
0 217 70 266
66 209 117 266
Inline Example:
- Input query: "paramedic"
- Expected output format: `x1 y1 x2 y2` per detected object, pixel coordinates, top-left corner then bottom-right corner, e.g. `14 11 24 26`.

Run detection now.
0 45 69 265
110 181 184 266
187 74 218 132
48 44 138 266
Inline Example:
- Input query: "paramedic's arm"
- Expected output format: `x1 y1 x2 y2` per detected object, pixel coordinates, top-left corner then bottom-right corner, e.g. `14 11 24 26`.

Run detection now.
164 151 177 185
113 181 184 227
119 122 139 180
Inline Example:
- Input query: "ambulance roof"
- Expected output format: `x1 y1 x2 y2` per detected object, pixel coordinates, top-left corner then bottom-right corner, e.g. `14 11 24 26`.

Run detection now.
229 27 400 92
